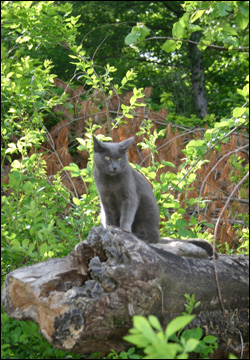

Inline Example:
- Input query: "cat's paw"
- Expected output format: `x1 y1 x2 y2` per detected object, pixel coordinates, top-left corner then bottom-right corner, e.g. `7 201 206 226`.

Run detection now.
121 228 131 234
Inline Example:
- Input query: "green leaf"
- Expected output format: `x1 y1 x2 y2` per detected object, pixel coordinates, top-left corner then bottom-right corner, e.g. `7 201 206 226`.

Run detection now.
125 23 147 45
123 334 150 348
165 315 195 340
179 229 196 238
139 24 150 38
236 12 249 30
6 143 17 154
11 159 22 169
133 316 156 341
125 113 134 118
73 197 81 206
232 107 247 118
23 181 33 195
182 326 203 340
228 354 238 359
177 208 186 215
161 160 175 168
28 243 35 253
203 222 214 228
240 5 249 18
121 103 128 110
176 219 188 228
130 95 137 105
6 72 14 79
188 198 196 205
203 335 218 343
216 2 232 16
22 239 29 249
48 220 55 233
237 84 249 98
190 9 206 23
162 40 176 53
39 243 48 256
126 23 150 45
76 137 86 146
121 76 128 86
199 202 206 209
10 326 22 343
164 203 177 208
184 338 200 352
87 67 94 75
148 315 163 332
172 21 186 38
11 240 21 251
63 163 80 177
189 216 197 225
125 31 140 45
189 24 202 33
145 343 182 359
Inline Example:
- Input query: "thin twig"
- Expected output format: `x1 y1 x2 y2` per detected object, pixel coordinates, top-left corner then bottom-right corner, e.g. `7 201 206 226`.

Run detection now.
164 119 249 202
92 34 110 60
213 171 249 243
212 171 249 317
198 144 249 214
124 36 249 53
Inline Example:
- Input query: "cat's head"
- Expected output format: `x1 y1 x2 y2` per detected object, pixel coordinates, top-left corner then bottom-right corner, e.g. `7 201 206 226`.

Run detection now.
93 135 134 176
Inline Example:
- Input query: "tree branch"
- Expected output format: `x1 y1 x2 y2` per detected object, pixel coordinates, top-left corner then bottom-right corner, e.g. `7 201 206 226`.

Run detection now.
125 36 249 53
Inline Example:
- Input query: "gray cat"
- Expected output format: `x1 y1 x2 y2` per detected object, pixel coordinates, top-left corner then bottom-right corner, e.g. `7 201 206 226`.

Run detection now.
93 135 160 243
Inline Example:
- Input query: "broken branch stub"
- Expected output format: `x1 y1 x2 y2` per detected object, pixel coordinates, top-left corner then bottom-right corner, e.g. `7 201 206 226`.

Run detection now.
2 226 249 355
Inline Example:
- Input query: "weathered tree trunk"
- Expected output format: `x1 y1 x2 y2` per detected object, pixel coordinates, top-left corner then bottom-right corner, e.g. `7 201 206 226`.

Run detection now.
2 226 249 357
189 31 208 118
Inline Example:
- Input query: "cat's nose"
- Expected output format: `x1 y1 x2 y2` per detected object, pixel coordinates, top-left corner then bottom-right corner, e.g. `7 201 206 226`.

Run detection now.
113 165 117 172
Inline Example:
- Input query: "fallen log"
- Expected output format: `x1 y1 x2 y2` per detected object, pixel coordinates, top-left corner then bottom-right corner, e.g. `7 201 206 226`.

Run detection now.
2 225 249 356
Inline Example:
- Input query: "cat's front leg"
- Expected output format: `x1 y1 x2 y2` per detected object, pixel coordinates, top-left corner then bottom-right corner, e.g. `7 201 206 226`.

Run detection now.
120 199 137 233
101 201 119 227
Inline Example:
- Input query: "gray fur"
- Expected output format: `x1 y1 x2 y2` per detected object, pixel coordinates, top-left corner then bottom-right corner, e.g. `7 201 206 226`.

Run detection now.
93 135 160 243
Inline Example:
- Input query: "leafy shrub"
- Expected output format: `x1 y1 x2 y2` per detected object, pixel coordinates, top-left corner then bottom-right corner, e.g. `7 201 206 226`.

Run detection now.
1 311 82 359
123 294 218 359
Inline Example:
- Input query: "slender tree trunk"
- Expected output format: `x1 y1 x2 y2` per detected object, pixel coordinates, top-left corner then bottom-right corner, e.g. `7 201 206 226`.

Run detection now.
189 31 208 118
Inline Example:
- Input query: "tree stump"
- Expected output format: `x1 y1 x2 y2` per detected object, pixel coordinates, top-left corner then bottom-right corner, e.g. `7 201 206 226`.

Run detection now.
2 226 249 356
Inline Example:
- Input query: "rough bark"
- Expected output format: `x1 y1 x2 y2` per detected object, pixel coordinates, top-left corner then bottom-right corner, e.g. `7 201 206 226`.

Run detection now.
189 31 208 118
2 226 249 356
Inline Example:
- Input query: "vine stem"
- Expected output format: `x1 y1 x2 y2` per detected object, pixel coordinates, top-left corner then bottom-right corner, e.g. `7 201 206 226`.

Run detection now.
213 171 249 244
213 170 249 318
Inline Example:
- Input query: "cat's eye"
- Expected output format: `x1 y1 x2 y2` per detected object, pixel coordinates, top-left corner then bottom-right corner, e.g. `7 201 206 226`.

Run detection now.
118 158 123 161
105 156 111 161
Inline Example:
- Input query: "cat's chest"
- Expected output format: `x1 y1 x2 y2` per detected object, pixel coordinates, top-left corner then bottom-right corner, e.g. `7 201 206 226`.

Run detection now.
98 177 126 194
96 171 135 200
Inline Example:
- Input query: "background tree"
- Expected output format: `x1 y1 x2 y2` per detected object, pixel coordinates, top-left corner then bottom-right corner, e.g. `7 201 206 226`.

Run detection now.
43 0 248 120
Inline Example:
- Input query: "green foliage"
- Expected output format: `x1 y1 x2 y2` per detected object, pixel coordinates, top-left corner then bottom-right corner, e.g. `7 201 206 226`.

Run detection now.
62 120 101 236
1 311 82 359
235 227 249 255
123 294 218 359
228 154 249 255
105 347 142 359
160 1 249 52
133 120 214 240
1 1 82 144
2 151 71 269
182 294 201 316
125 23 150 46
123 1 248 118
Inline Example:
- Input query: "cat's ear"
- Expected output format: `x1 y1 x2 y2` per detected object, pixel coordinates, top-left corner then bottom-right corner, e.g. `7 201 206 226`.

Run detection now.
119 137 134 151
93 135 105 152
